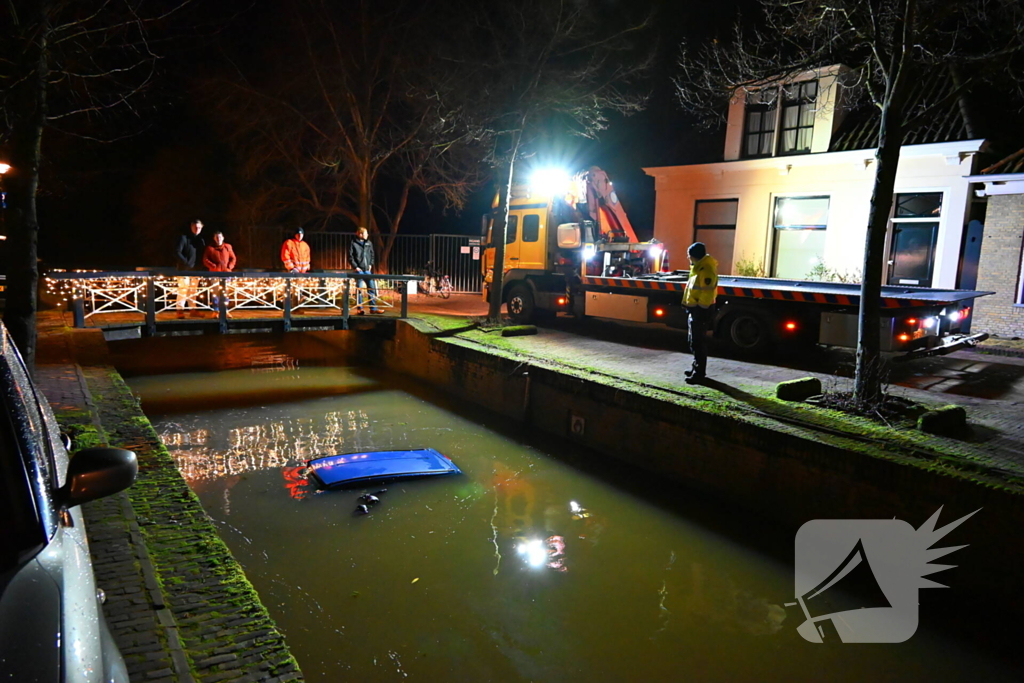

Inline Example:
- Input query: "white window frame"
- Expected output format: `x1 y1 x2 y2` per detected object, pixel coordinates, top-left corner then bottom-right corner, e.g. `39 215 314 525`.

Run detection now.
742 78 819 159
770 194 830 279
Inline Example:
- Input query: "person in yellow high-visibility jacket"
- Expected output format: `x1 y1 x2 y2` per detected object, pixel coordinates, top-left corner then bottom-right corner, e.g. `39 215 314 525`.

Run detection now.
682 242 718 383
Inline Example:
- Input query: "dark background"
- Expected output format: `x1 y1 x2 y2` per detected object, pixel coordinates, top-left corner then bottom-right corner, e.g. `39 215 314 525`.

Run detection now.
23 0 744 269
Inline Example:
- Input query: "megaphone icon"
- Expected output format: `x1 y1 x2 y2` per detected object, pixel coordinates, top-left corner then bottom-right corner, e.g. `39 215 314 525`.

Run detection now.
796 538 892 642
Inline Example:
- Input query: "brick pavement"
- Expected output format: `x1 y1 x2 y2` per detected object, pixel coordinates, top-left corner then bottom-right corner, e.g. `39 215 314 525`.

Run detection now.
35 311 303 683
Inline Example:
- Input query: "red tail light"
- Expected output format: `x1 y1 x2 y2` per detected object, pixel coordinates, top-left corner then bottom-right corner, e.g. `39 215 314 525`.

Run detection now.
897 333 910 342
907 318 917 325
557 297 567 306
784 321 797 331
654 308 665 317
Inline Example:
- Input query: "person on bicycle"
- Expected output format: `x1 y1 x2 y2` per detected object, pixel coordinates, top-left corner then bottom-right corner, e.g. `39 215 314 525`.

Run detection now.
349 227 380 314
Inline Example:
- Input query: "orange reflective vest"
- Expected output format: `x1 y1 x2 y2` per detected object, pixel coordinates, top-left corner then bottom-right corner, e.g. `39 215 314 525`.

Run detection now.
281 238 311 272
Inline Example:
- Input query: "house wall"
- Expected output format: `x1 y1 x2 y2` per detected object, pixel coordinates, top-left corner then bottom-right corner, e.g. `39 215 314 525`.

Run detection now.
644 144 979 287
973 194 1024 337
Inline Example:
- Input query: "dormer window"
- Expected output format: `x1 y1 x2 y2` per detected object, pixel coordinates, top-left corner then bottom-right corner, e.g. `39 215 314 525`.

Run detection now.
779 81 817 155
743 90 776 158
742 80 817 158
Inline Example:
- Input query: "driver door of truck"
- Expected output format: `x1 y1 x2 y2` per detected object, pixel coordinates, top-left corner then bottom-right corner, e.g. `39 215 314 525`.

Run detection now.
516 213 547 272
501 214 521 272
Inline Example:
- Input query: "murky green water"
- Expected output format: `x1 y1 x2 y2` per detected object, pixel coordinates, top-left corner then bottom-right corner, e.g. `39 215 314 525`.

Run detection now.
125 353 1017 683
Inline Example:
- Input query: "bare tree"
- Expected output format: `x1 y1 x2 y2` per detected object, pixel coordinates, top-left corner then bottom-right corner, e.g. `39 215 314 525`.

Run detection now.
453 0 650 321
0 0 192 368
206 0 484 271
677 0 1024 405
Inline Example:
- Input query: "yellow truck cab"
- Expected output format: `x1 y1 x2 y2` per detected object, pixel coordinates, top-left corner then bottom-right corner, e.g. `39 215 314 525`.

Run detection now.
481 168 666 323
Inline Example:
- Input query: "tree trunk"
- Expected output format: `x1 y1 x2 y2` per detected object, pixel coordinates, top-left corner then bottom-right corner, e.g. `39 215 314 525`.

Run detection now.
379 181 411 274
4 2 49 371
486 130 523 321
854 102 905 404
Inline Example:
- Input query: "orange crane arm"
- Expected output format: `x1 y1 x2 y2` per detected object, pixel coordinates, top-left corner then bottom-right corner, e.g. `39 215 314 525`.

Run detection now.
583 167 639 243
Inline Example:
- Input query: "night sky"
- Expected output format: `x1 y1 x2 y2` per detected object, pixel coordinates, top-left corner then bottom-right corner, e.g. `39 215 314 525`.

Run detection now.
30 0 748 269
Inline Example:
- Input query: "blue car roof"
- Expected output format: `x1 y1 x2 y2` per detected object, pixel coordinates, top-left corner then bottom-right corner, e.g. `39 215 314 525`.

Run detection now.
306 448 461 488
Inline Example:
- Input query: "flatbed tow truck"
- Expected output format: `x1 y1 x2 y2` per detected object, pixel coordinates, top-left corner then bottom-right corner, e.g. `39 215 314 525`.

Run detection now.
482 167 992 361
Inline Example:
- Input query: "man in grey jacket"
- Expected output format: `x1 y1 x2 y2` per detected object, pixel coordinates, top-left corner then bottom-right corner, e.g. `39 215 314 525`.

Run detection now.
348 227 380 314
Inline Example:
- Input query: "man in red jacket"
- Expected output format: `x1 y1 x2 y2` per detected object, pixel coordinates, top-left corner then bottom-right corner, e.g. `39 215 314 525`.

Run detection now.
203 231 237 272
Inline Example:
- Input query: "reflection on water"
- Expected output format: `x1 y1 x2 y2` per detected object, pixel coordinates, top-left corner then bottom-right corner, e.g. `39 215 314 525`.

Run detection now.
159 407 369 483
128 364 1017 683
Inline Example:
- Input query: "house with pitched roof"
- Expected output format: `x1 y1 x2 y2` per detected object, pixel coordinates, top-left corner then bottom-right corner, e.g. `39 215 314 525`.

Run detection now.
644 66 985 291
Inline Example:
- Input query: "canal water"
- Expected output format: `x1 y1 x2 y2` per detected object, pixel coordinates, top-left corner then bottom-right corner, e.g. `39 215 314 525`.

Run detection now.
121 338 1017 683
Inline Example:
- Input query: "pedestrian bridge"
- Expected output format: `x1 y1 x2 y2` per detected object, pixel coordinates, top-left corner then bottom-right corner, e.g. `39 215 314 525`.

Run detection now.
47 270 423 337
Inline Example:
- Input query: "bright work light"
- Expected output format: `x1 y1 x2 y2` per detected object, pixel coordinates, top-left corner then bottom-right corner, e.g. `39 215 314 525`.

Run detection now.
530 168 571 196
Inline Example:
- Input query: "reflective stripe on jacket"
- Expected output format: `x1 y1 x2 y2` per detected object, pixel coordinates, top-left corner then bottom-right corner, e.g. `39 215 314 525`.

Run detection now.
281 238 311 272
683 255 719 308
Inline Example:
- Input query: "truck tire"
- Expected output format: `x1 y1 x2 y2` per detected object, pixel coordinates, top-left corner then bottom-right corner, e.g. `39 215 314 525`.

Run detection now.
506 285 535 324
724 312 770 353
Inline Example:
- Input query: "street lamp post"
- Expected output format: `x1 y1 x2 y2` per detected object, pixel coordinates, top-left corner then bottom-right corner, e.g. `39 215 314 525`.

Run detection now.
0 162 9 240
0 163 9 241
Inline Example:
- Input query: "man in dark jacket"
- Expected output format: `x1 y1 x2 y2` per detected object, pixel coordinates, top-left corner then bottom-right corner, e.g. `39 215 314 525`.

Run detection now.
348 227 380 314
173 220 205 318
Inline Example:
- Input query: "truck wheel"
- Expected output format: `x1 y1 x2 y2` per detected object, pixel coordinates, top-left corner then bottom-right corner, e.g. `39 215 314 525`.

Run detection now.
506 285 535 324
725 312 769 352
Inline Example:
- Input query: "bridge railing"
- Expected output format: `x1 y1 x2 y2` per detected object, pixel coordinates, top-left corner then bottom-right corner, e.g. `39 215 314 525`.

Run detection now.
46 270 424 334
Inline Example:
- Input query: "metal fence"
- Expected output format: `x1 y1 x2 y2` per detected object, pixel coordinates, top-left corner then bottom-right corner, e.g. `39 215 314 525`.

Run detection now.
245 229 483 293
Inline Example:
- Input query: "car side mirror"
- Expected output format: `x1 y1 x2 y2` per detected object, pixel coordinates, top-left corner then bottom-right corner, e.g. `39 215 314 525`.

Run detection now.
59 447 138 509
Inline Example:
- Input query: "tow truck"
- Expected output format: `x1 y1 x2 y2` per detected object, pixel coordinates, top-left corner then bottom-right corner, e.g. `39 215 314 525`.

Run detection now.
481 167 992 360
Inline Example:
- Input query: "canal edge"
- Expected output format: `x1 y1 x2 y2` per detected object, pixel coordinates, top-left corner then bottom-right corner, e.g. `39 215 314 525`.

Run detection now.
38 319 305 683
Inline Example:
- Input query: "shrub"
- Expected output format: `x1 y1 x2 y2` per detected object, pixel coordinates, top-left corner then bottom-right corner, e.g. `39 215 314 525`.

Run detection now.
734 254 766 278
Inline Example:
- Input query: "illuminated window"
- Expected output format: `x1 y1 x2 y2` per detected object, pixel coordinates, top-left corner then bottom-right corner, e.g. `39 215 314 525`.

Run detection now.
772 196 829 279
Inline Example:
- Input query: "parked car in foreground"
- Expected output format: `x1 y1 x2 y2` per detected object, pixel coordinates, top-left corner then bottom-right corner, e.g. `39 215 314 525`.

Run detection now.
0 322 138 682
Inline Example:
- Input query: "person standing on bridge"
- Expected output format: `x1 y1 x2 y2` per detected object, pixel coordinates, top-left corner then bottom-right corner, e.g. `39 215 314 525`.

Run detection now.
204 231 237 315
203 231 236 272
174 219 205 318
281 228 311 273
683 242 718 384
349 227 380 314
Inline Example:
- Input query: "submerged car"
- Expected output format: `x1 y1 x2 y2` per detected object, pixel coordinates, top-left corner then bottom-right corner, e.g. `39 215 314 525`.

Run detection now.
0 324 138 682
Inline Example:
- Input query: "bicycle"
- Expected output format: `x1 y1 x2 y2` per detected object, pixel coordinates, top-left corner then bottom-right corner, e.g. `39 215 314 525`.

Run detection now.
420 263 453 299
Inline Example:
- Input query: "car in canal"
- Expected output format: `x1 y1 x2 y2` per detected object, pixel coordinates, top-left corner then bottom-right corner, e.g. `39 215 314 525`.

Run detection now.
0 323 138 682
